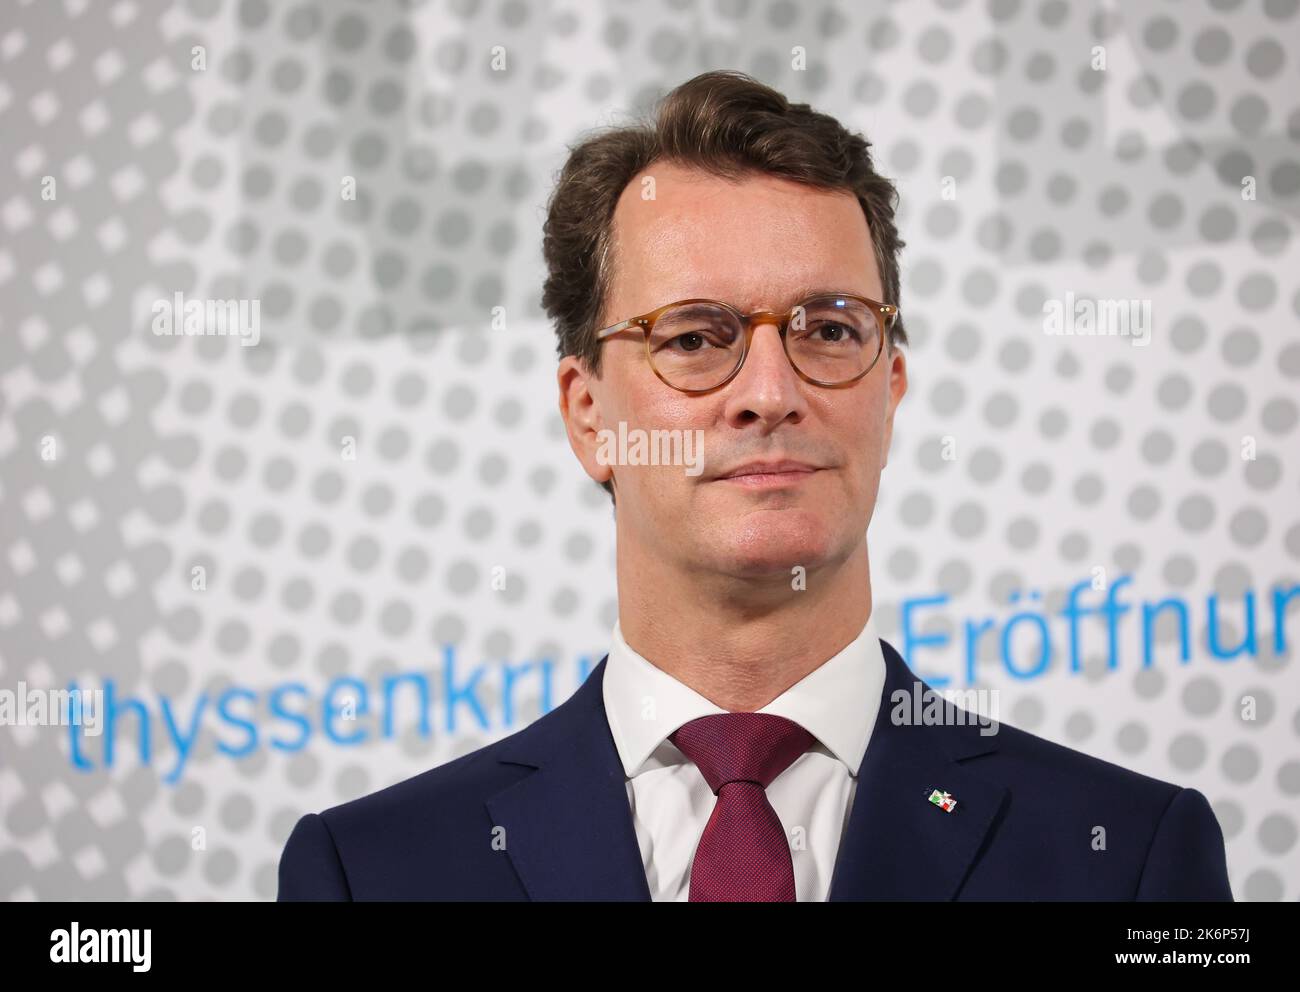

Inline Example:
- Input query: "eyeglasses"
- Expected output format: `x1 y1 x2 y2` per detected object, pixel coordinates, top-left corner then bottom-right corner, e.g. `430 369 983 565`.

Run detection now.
595 292 898 394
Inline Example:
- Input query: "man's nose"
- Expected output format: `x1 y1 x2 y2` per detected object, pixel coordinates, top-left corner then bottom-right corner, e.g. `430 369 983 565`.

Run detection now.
721 320 809 429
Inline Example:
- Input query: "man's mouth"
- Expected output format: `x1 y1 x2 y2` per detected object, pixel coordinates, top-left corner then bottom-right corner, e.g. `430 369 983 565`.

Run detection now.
715 460 822 487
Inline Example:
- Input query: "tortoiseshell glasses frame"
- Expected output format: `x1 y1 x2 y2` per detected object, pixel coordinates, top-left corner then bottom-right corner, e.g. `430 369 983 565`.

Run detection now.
594 292 899 394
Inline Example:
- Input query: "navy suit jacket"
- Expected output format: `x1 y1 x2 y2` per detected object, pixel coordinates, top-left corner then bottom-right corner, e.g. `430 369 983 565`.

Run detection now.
278 637 1233 901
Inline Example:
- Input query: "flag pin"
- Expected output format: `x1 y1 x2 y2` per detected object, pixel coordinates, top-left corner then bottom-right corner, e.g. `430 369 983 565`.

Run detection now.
928 789 957 813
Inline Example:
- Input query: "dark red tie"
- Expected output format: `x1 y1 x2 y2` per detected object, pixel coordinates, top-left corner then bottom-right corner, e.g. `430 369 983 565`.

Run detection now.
669 712 816 901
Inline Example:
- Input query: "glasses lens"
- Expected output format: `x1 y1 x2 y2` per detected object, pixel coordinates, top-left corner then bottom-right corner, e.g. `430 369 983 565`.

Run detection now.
648 302 743 390
786 296 882 383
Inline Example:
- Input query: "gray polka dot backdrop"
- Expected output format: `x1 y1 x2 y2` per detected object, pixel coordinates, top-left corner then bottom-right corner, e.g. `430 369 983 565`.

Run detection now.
0 0 1297 901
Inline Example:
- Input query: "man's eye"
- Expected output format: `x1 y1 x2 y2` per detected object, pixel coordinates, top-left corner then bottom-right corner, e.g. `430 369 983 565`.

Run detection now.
666 331 720 352
806 322 863 343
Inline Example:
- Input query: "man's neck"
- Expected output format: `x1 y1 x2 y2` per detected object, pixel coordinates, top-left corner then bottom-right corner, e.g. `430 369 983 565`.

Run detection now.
615 542 873 712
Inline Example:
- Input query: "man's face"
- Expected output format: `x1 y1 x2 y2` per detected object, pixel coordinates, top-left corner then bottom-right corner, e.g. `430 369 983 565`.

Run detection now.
558 161 908 581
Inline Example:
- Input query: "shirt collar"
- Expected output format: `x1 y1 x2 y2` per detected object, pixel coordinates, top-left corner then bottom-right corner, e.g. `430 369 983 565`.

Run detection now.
602 612 886 780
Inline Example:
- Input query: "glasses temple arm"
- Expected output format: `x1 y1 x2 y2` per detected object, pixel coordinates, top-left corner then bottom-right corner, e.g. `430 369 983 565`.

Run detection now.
596 320 636 340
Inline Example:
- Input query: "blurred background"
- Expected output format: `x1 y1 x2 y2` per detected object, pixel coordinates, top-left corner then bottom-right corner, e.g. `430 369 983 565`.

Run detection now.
0 0 1297 900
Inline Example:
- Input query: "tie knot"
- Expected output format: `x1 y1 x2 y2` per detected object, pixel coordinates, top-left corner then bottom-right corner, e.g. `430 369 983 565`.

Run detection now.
669 712 816 794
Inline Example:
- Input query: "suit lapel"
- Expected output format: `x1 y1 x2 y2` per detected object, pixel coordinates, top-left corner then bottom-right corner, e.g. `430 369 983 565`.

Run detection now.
486 656 652 901
486 641 1006 901
828 639 1007 900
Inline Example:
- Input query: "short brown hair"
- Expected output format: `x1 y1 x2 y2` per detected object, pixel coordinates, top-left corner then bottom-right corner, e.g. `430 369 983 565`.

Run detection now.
541 69 908 502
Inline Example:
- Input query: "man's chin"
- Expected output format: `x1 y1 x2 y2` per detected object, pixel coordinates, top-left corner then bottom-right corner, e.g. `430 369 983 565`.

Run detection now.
706 515 840 579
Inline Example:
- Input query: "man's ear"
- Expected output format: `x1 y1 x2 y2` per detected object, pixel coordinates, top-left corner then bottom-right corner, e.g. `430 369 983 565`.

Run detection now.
879 344 908 470
558 355 614 487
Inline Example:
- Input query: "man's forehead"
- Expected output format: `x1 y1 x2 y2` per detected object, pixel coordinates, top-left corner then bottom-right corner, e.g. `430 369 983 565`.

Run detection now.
606 166 880 312
614 166 861 233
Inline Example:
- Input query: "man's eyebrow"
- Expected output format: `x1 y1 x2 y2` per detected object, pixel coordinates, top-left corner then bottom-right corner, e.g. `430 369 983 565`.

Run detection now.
683 286 870 310
793 286 856 301
769 286 865 309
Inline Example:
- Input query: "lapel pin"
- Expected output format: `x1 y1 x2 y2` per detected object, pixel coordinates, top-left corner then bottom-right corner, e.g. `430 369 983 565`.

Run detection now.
928 789 957 813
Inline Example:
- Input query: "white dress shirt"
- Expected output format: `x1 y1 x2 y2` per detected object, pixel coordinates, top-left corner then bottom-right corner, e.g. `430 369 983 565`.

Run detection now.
601 612 886 901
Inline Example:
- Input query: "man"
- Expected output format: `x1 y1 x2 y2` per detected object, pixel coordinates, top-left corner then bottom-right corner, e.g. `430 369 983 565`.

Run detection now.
278 70 1232 901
